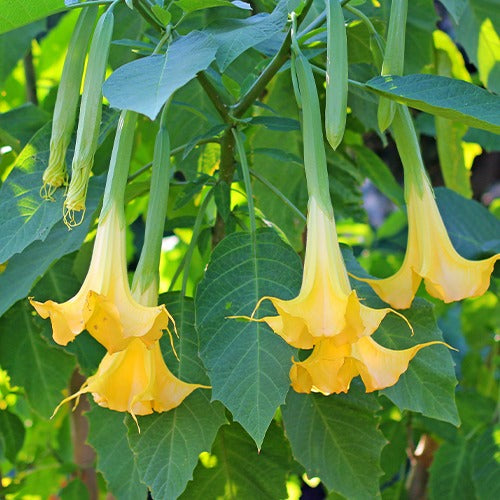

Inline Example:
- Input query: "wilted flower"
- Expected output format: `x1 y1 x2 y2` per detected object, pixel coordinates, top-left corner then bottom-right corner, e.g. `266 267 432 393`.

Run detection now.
30 202 172 353
54 338 207 422
291 336 444 394
248 196 413 349
354 107 499 309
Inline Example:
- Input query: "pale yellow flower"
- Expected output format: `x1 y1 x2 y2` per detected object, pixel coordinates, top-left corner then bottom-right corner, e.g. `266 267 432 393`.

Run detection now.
30 202 172 353
290 336 445 394
53 338 207 422
354 170 499 309
247 196 412 349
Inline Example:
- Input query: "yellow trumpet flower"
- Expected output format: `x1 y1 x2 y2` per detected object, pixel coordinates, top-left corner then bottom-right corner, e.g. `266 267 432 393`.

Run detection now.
290 336 445 394
247 197 413 349
353 107 499 309
30 202 173 353
53 338 207 422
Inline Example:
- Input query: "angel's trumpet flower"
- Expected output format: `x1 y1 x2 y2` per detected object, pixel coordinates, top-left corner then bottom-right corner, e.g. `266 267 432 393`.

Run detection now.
30 202 171 353
53 338 207 422
249 197 413 349
31 112 172 353
353 106 499 309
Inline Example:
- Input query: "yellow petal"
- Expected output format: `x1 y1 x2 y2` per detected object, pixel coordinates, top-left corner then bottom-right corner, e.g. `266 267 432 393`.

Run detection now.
290 336 444 395
83 291 168 354
290 342 352 395
350 336 444 392
29 295 87 345
151 343 208 412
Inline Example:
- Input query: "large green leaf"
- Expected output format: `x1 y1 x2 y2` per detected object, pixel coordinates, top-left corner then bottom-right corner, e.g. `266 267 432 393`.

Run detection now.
128 293 226 500
0 409 25 463
86 405 147 500
103 31 218 120
0 301 75 418
205 0 291 71
428 437 476 500
181 421 292 499
196 229 303 447
175 0 239 13
0 108 118 264
0 104 50 150
0 0 65 35
366 75 500 133
282 387 386 499
0 21 44 84
0 173 104 317
470 426 500 500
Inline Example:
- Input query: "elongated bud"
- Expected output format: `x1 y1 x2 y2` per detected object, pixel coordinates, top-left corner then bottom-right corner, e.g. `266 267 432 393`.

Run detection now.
325 0 348 150
64 8 114 228
132 113 171 302
378 0 408 132
41 6 98 200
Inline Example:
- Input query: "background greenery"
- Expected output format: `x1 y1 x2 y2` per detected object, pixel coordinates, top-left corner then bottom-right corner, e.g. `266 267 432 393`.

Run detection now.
0 0 498 498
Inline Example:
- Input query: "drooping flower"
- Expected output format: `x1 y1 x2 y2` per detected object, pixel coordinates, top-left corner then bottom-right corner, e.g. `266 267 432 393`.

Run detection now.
53 338 207 422
30 202 172 353
353 106 499 309
249 196 413 349
291 336 444 395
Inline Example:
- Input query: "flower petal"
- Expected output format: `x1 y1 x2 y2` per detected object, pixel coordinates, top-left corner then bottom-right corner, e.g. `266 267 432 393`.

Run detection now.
351 336 444 392
29 296 86 345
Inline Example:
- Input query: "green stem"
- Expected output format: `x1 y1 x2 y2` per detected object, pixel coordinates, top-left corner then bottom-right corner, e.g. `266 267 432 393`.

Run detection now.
232 129 256 234
232 0 314 118
391 105 428 197
198 72 231 123
101 110 138 215
131 106 171 298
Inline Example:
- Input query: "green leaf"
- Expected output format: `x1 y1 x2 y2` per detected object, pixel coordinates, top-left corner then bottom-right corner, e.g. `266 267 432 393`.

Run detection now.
348 145 404 206
128 293 226 499
471 426 500 500
0 107 117 265
0 0 66 35
0 409 25 462
0 21 44 84
103 32 218 120
0 301 75 418
366 75 500 133
206 0 290 71
196 229 303 447
0 104 50 150
0 173 105 317
435 187 500 257
86 405 147 500
175 0 236 13
181 421 292 499
428 436 476 500
456 0 500 93
435 117 472 198
282 387 386 499
440 0 468 23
